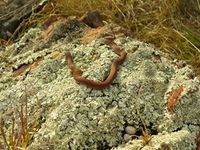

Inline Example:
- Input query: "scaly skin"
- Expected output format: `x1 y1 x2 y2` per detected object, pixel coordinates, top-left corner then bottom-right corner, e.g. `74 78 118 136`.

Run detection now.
66 38 127 89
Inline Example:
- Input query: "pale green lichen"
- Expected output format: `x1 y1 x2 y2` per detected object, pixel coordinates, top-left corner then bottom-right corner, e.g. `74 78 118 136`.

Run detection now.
114 127 198 150
0 22 199 150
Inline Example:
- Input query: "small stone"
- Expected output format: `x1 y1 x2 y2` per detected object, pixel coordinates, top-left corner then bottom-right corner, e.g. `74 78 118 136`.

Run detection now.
123 134 132 142
125 126 136 135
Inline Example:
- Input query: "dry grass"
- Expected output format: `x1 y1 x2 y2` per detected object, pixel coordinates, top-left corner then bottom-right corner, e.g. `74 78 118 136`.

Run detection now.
0 1 199 148
1 0 199 73
46 0 200 74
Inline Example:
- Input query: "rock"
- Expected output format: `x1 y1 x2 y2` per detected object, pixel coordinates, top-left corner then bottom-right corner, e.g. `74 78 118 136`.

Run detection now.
0 0 48 40
0 15 199 150
79 10 104 28
123 134 132 142
125 126 136 135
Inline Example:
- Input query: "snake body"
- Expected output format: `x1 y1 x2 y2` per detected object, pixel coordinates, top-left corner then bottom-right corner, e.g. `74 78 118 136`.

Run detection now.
66 38 127 89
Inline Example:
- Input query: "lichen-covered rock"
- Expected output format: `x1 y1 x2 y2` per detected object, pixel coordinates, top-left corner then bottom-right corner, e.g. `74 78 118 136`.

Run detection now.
0 17 199 150
0 0 47 40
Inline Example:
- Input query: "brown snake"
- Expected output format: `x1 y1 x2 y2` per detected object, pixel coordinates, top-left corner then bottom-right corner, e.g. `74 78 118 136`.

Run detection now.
66 38 127 89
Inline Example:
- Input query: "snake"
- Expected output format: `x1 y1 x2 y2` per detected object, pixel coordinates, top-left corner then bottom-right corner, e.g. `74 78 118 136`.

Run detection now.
66 38 127 89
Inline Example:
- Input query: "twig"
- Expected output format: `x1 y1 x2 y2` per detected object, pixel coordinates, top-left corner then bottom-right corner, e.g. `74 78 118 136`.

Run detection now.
0 117 10 150
173 29 200 53
111 0 126 19
6 19 26 45
197 0 200 11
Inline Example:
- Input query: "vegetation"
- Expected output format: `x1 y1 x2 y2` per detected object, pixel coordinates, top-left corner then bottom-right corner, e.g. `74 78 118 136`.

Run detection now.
0 84 41 150
1 0 200 73
0 0 199 149
40 0 200 74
